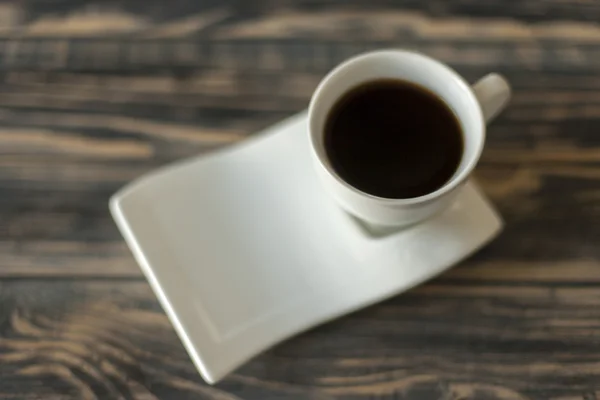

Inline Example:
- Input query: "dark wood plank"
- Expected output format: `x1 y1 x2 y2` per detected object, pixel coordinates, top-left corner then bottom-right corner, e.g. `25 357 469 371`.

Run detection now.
1 0 599 36
2 279 600 399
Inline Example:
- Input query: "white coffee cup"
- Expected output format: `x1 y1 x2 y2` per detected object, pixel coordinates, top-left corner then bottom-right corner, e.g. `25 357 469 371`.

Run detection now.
308 50 511 227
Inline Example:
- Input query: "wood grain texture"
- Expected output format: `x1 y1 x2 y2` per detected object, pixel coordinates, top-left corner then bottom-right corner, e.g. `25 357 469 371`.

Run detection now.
3 280 600 400
0 0 599 398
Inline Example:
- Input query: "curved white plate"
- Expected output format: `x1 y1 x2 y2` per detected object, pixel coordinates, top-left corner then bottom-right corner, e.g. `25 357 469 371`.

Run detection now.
110 112 502 384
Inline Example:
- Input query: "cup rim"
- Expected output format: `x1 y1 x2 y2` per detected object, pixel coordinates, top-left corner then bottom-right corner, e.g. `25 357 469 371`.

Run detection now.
308 49 486 205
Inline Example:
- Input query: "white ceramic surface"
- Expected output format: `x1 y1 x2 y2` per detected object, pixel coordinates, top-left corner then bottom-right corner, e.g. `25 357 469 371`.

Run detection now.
110 112 503 384
309 50 511 226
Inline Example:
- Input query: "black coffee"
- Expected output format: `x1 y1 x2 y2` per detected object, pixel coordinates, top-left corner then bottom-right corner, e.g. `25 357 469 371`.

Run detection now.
324 79 463 199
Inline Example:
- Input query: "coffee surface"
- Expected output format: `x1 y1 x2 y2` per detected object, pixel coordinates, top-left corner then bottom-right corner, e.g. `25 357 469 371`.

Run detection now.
324 79 464 199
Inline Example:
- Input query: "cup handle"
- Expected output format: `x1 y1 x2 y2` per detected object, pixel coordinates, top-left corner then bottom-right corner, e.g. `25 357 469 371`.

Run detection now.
472 73 511 123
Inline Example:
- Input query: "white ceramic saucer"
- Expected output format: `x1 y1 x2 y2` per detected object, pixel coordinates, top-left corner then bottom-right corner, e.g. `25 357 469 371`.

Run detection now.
110 112 502 384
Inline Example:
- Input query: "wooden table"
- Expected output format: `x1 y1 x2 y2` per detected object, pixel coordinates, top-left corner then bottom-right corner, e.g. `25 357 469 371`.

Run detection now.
1 1 599 399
